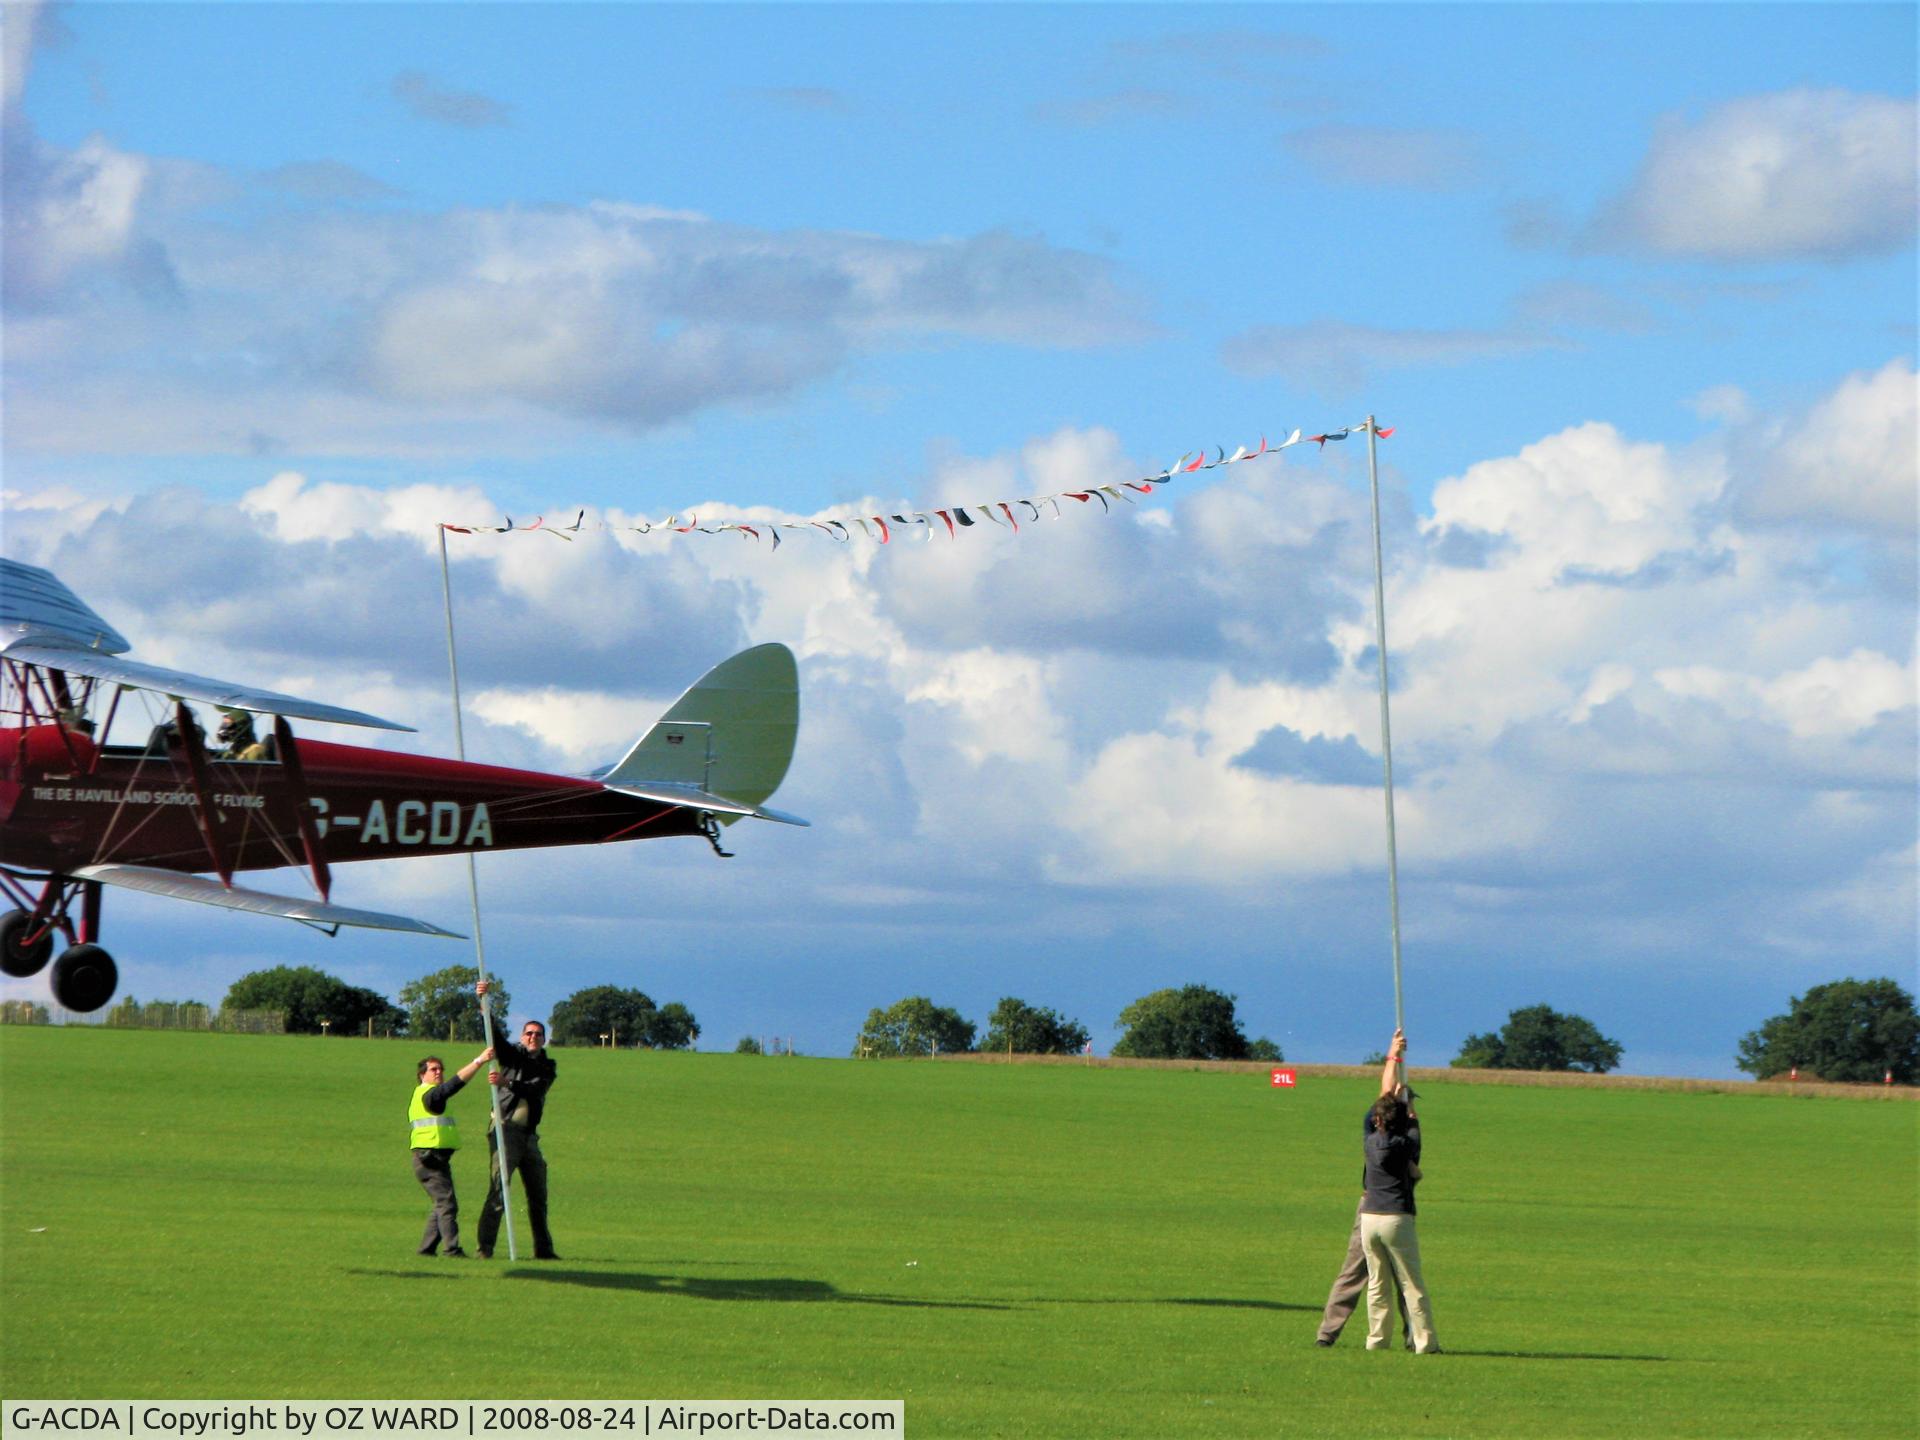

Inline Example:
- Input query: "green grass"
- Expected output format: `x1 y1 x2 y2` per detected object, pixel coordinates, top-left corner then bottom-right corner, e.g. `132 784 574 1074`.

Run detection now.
2 1028 1916 1436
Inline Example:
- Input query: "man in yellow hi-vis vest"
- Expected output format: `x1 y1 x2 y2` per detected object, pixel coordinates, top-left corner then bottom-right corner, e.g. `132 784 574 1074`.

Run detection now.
410 1046 493 1257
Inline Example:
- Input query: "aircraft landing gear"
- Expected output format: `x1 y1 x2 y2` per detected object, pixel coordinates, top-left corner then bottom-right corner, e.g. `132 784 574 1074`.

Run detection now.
50 944 118 1013
0 880 118 1010
1 908 56 978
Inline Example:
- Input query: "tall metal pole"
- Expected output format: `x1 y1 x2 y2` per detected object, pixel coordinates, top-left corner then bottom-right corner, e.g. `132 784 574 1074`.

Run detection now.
1364 417 1407 1057
437 525 519 1262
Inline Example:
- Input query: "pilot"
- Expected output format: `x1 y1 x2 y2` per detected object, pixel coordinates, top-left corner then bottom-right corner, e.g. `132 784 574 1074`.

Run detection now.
146 709 206 757
409 1045 494 1257
215 709 268 761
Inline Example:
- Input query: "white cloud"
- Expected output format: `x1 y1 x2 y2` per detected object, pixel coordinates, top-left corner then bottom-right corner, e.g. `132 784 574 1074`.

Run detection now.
1423 421 1724 586
3 132 161 303
1592 88 1918 261
2 0 44 113
7 159 1152 447
1658 649 1916 742
4 377 1912 1065
1735 357 1918 534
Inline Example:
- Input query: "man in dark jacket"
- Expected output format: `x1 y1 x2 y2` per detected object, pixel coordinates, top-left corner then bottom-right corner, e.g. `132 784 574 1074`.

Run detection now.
474 980 559 1260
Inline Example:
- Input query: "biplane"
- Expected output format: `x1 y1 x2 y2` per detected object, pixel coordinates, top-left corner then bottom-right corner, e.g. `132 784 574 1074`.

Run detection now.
0 558 804 1012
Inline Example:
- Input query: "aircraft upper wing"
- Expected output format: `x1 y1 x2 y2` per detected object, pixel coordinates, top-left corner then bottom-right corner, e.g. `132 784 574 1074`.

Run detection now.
1 640 415 732
73 864 465 938
0 558 131 653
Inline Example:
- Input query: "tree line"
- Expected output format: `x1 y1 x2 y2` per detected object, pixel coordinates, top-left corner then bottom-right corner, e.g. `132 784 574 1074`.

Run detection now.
850 978 1919 1082
195 963 703 1049
854 986 1285 1061
25 953 1914 1081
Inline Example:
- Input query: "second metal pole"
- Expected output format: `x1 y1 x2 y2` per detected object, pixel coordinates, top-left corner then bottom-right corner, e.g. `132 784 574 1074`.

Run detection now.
438 525 520 1262
1364 416 1407 1053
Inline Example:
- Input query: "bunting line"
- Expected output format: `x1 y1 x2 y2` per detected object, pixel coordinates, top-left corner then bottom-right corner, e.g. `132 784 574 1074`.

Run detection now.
439 422 1391 545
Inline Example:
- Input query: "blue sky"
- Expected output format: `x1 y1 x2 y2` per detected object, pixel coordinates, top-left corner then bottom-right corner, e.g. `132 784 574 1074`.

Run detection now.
3 2 1914 1074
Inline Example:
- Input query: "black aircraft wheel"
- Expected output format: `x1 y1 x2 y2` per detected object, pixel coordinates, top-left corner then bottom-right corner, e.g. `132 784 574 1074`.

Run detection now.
1 908 56 979
50 944 118 1013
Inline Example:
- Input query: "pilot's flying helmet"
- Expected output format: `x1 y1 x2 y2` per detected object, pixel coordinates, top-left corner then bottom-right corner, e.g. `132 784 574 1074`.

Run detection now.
216 708 256 741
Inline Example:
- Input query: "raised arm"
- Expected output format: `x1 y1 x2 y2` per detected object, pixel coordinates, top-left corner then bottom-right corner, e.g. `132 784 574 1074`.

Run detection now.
1379 1029 1406 1097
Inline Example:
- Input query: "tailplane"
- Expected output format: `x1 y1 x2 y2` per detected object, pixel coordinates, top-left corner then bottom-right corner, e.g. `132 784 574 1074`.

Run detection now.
600 643 805 826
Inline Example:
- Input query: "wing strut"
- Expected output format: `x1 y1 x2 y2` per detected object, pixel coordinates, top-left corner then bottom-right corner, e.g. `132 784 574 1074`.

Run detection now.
273 715 332 901
173 700 234 888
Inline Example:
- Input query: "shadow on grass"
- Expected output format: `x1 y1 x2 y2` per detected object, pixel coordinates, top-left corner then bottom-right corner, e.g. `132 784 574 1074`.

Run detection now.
1442 1349 1680 1362
503 1268 1010 1310
344 1269 471 1281
1024 1296 1318 1313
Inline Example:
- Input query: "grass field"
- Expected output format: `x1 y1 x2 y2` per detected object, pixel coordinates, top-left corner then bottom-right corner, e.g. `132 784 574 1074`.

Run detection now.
2 1028 1916 1437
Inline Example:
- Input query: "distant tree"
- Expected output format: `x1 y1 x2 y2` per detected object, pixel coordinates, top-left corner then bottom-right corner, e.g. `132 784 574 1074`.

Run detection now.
983 997 1089 1055
550 985 656 1048
334 984 407 1035
854 996 976 1058
644 1001 701 1051
1452 1031 1505 1069
1736 978 1919 1084
0 1000 50 1025
1360 1050 1389 1066
399 964 510 1043
223 965 400 1035
735 1035 764 1055
1247 1037 1284 1062
1450 1004 1623 1073
1111 985 1251 1061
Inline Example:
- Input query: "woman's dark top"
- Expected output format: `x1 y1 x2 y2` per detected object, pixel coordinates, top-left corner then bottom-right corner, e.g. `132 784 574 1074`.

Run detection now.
1360 1111 1421 1216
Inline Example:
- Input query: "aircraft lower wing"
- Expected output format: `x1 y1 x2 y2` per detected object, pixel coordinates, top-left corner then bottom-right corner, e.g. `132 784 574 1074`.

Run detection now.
73 864 465 938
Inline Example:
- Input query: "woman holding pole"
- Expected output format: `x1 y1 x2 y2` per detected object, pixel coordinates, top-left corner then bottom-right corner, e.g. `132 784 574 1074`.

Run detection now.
1360 1029 1442 1353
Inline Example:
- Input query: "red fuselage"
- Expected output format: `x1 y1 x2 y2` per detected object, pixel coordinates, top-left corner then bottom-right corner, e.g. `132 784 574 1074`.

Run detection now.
0 725 703 875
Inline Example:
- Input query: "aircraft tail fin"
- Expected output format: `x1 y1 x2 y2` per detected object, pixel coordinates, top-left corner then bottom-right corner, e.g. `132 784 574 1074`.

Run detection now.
601 643 804 826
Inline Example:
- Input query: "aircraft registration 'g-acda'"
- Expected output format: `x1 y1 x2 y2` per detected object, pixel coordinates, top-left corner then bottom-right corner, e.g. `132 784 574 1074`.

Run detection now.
0 558 805 1013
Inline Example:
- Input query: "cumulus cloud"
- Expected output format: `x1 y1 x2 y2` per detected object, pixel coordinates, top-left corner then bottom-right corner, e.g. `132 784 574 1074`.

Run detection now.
2 384 1910 1060
1731 356 1918 534
2 0 45 112
2 128 175 309
1590 88 1918 261
7 168 1152 447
